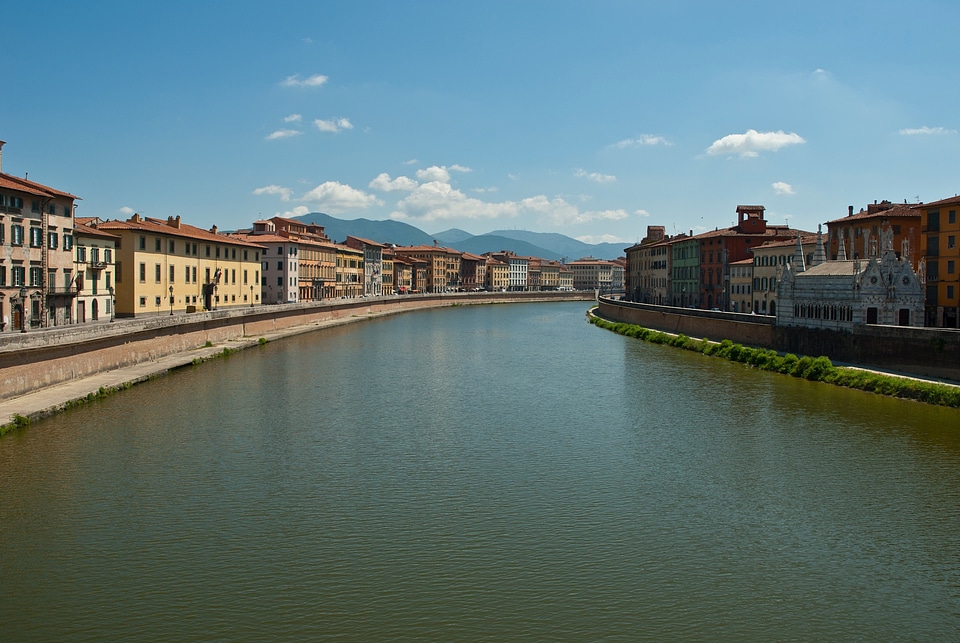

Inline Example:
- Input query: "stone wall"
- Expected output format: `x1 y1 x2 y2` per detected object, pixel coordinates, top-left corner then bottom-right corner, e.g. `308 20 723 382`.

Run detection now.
0 292 590 401
597 296 960 382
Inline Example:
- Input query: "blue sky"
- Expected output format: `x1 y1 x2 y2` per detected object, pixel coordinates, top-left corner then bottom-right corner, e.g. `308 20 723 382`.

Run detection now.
4 1 959 245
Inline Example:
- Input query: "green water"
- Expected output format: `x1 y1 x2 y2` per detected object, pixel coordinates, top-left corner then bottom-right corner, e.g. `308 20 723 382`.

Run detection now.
2 302 959 641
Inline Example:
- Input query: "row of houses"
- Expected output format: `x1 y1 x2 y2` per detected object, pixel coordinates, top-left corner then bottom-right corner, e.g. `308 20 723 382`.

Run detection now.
0 149 624 329
624 198 960 329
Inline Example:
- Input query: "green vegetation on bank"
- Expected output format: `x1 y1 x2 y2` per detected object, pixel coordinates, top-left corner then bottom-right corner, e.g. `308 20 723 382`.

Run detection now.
588 312 960 409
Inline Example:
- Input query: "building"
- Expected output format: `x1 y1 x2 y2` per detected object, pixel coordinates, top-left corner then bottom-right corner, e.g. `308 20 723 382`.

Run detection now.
95 214 263 316
484 257 509 291
0 144 79 330
73 217 119 323
670 234 699 307
695 205 802 311
567 256 618 292
624 226 670 304
344 236 387 296
777 227 924 329
539 259 561 290
397 243 463 292
267 217 337 300
825 201 921 267
484 251 528 291
916 195 960 328
460 252 487 291
728 258 753 313
750 235 817 316
334 243 364 298
233 222 299 304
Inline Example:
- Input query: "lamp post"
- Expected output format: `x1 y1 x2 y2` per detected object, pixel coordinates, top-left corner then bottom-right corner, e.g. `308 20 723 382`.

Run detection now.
169 285 174 316
250 284 254 307
19 286 28 332
108 286 115 322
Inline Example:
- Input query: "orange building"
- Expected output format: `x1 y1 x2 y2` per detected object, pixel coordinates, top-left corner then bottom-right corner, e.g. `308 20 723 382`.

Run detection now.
917 195 960 327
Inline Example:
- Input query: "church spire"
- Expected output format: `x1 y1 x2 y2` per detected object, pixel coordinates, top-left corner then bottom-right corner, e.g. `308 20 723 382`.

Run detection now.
811 224 827 267
792 232 806 273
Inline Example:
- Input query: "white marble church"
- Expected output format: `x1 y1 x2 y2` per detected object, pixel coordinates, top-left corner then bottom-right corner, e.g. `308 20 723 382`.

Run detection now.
776 225 925 330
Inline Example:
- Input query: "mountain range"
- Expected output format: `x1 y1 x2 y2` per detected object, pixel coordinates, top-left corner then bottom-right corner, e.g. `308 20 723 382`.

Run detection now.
291 212 628 261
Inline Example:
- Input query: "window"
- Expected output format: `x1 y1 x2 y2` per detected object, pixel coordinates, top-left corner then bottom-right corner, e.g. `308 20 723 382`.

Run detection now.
64 269 72 289
105 249 112 263
155 238 161 251
192 266 196 282
278 247 284 255
32 200 40 213
950 210 957 225
29 227 42 247
77 246 87 262
205 268 211 283
140 297 147 308
232 269 236 284
63 234 73 251
91 247 100 263
139 263 146 282
206 245 211 257
169 265 175 283
949 236 956 249
185 266 191 283
277 261 283 270
0 266 5 286
64 204 72 217
30 266 42 286
169 240 175 253
139 236 146 250
0 223 4 245
277 277 283 286
243 270 248 285
13 266 25 286
948 260 956 275
155 264 161 283
948 285 956 300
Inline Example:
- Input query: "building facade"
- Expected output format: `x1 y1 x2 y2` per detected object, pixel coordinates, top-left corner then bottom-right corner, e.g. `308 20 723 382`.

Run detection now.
917 195 960 328
73 218 118 323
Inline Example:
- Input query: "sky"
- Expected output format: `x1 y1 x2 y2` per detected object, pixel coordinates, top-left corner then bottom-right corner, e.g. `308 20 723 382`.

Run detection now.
3 1 959 245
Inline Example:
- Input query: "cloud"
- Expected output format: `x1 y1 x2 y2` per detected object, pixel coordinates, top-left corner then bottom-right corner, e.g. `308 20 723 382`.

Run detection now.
300 181 383 213
416 166 451 183
613 135 671 148
449 164 472 173
284 114 302 123
314 117 354 133
253 185 294 201
772 181 795 195
274 205 312 219
472 186 498 194
634 209 650 217
369 173 419 192
403 159 419 165
574 169 617 184
899 126 957 136
265 129 303 140
706 129 806 158
119 206 135 215
391 182 518 223
280 73 328 88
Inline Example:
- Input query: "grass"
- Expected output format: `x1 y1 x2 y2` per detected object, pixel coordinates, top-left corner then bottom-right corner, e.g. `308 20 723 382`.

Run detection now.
589 312 960 409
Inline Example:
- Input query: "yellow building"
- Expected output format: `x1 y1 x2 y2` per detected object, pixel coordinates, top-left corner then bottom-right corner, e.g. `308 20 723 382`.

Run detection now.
918 195 960 327
484 258 509 291
95 214 263 317
396 244 462 292
74 217 119 323
334 243 364 298
728 258 753 313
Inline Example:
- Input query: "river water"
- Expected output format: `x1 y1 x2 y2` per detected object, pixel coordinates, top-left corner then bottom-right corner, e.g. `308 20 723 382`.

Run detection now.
2 302 959 641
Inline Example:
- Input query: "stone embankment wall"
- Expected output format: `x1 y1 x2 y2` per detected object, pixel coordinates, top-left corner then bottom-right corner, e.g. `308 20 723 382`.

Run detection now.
0 292 590 402
597 297 960 382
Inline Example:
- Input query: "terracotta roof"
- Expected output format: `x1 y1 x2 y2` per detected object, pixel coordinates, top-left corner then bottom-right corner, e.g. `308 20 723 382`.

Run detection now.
754 234 818 250
0 172 79 200
825 203 919 224
96 214 264 248
693 224 796 240
73 220 119 241
345 235 388 248
913 195 960 209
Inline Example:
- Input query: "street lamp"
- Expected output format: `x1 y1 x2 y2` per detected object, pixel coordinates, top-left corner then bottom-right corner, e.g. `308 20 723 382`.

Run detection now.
19 286 27 332
250 284 254 307
108 286 115 322
169 285 174 316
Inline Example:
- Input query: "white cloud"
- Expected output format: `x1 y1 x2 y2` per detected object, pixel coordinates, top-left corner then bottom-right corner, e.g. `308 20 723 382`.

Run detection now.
284 114 302 123
574 169 617 184
403 158 419 165
265 129 302 140
300 181 383 213
369 173 419 192
119 206 135 215
314 117 354 133
280 73 328 88
634 209 650 217
706 129 806 158
416 166 451 183
449 164 472 173
614 134 671 148
472 186 498 194
391 182 518 223
899 126 957 136
772 181 795 195
253 185 294 201
274 205 312 219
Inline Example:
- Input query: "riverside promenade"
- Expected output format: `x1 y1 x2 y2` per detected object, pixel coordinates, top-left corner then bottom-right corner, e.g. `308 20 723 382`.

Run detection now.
0 292 593 431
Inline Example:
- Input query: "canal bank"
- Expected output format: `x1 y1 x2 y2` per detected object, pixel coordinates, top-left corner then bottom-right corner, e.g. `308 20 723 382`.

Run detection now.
0 292 592 432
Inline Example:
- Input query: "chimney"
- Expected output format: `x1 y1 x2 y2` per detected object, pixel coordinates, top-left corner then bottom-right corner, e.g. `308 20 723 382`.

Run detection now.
0 140 5 173
210 225 218 234
848 205 853 217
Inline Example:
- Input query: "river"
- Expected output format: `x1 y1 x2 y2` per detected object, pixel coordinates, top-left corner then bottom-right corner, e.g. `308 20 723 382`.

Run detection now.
1 301 959 641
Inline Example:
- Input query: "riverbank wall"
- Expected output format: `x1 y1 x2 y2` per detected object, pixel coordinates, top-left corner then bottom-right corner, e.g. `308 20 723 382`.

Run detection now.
596 296 960 382
0 292 592 402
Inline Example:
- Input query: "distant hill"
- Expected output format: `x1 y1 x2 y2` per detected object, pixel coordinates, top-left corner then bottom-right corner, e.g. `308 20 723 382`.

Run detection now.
292 212 625 259
292 212 434 246
488 230 628 261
